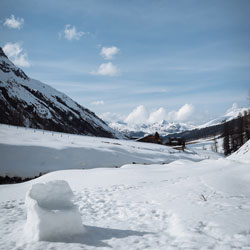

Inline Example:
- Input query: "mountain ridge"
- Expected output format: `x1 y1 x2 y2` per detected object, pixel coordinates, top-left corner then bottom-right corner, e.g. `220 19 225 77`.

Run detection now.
107 106 249 139
0 47 119 138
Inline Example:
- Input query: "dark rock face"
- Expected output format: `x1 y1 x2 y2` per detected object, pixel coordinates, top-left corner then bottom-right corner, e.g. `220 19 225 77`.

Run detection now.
0 47 117 138
0 48 7 58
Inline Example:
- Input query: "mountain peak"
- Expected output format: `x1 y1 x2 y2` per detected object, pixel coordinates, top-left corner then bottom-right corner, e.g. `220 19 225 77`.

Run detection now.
0 50 119 138
0 47 8 59
0 48 29 80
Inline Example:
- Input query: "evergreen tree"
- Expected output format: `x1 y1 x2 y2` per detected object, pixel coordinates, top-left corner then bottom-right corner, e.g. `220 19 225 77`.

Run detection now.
223 122 230 156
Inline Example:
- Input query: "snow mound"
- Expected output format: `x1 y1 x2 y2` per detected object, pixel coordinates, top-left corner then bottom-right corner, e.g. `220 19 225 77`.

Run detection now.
25 180 85 242
229 139 250 163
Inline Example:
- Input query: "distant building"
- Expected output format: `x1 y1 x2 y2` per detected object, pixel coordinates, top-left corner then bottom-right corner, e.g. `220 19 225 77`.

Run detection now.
137 132 163 144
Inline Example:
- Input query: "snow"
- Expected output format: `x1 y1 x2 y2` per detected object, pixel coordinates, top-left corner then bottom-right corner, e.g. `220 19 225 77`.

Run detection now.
108 120 194 138
0 124 205 178
0 156 250 249
0 54 121 138
198 107 249 128
25 180 85 242
229 139 250 163
108 107 249 139
187 137 224 155
0 124 250 249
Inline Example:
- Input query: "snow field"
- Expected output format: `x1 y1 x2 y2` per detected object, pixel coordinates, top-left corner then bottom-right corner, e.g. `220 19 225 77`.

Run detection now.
0 124 206 178
0 156 250 250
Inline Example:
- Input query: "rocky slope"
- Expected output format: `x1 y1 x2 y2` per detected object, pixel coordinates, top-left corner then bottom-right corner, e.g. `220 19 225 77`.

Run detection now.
0 47 118 138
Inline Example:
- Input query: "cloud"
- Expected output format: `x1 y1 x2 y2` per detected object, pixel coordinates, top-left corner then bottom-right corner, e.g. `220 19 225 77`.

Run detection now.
91 62 120 76
4 15 24 29
148 107 166 123
3 42 30 67
100 46 120 60
168 104 194 122
124 105 149 124
91 100 104 105
124 104 194 124
62 24 84 41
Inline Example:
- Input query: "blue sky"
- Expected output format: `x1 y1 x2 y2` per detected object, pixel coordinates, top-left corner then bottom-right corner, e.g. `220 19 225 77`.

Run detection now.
1 0 249 124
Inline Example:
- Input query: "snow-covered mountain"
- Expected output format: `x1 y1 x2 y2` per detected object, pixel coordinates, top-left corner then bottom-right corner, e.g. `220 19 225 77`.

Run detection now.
108 106 249 139
0 47 118 138
198 105 249 129
108 120 194 138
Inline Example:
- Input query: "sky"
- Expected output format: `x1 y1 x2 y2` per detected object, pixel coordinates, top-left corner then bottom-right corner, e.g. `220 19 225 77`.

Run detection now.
0 0 250 125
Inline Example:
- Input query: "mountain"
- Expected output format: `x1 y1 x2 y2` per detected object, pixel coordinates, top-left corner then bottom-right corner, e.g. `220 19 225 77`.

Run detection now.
163 107 250 143
108 106 249 140
108 120 194 139
0 47 119 138
198 106 249 128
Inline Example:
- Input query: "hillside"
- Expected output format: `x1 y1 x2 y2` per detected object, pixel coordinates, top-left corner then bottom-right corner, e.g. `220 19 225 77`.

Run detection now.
0 47 118 138
0 124 208 179
229 139 250 163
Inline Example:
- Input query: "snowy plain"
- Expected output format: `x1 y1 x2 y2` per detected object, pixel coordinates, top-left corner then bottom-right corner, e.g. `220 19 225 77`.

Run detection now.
0 124 209 178
0 125 250 250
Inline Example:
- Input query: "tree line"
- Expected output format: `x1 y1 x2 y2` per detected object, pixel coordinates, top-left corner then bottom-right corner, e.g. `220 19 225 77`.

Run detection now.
223 110 250 156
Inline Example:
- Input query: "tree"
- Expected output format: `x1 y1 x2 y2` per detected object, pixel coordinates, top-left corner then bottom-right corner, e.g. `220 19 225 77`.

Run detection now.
243 110 250 142
213 137 218 153
223 122 230 156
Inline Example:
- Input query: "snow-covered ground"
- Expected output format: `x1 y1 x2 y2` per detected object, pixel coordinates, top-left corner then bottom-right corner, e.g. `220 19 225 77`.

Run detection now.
187 137 224 154
0 124 208 178
229 139 250 163
0 150 250 250
0 124 249 250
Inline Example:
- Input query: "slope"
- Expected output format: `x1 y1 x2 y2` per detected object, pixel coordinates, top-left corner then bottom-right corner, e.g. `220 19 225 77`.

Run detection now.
0 47 118 138
0 124 207 178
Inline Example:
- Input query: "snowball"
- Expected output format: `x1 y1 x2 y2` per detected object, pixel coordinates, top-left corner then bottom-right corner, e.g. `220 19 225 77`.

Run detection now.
24 180 85 242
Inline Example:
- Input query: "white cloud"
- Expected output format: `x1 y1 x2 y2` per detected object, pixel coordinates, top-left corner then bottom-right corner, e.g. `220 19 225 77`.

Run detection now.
91 100 104 105
148 107 166 123
124 104 194 124
167 104 194 122
3 42 30 67
124 105 149 124
63 24 84 41
4 15 24 29
91 62 120 76
100 46 120 60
